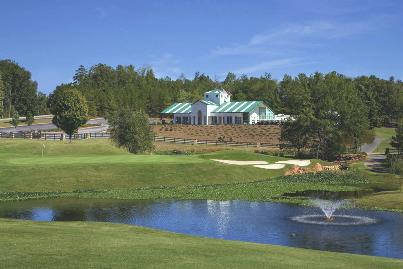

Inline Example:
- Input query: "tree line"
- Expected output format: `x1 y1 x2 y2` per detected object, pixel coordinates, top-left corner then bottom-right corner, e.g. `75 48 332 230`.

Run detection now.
0 60 49 119
65 64 402 126
1 59 402 158
1 60 402 127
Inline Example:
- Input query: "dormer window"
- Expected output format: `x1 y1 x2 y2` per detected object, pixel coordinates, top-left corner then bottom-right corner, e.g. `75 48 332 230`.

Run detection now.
216 95 218 97
206 94 208 98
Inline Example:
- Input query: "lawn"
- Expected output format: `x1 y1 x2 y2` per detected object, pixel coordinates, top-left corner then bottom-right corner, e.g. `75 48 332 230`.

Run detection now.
1 139 403 268
373 127 396 153
0 139 290 192
0 139 401 213
0 219 401 269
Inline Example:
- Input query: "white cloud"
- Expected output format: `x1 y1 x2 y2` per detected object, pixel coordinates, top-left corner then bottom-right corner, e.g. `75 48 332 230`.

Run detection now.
149 53 183 78
211 19 379 57
229 58 316 75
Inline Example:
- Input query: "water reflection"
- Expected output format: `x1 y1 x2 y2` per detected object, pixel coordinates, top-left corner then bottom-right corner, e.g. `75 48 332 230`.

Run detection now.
0 198 402 259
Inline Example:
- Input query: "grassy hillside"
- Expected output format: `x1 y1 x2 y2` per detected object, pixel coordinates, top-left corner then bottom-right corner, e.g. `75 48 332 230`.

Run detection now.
373 127 396 153
1 219 401 269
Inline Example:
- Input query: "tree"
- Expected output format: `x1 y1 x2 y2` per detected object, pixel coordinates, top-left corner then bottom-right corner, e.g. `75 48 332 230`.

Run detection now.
26 113 34 126
109 108 154 154
391 119 403 154
0 74 4 117
11 110 19 128
35 92 50 115
48 87 88 140
0 60 38 117
281 110 315 154
280 72 368 160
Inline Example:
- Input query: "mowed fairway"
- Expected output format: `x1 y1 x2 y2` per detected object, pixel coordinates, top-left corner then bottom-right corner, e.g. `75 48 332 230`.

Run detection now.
1 219 402 269
0 139 286 192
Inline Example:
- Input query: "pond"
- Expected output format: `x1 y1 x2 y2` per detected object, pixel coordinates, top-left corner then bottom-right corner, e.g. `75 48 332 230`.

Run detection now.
1 198 403 259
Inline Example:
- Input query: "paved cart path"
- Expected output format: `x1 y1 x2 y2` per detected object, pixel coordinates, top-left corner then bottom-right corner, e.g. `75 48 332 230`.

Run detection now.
0 118 109 133
361 137 388 173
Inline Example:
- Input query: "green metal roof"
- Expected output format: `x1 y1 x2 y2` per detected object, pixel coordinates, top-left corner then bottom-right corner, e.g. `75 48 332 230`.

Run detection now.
199 100 219 105
213 101 263 113
161 102 191 114
161 100 265 114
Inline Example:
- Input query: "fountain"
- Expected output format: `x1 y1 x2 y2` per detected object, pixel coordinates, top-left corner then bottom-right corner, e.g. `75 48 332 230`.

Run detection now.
312 199 344 221
291 199 377 226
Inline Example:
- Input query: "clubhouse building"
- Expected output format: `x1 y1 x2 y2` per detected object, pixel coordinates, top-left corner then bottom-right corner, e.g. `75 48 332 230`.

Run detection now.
161 89 286 125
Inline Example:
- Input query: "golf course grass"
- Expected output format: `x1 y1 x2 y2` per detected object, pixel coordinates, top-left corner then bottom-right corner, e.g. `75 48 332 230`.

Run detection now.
1 219 402 269
0 139 290 192
373 127 396 153
1 138 402 268
0 139 401 210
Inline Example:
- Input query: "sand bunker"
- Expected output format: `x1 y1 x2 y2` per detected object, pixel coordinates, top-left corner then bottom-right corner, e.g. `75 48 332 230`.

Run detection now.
253 164 286 170
211 159 311 169
276 160 311 166
211 159 268 165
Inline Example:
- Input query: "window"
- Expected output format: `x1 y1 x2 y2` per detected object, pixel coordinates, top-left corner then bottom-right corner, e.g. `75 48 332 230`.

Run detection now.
216 94 218 97
259 107 266 119
211 116 218 125
206 94 209 98
226 116 232 124
235 117 242 124
182 116 189 125
176 116 182 124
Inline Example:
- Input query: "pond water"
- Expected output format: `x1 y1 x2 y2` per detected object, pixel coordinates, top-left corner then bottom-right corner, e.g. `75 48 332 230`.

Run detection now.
1 198 403 259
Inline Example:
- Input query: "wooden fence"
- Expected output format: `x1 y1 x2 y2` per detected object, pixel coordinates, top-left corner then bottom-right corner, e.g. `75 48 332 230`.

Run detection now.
0 132 110 140
153 135 279 148
0 132 280 148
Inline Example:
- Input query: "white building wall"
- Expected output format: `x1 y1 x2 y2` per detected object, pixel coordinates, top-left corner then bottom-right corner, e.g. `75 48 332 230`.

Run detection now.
249 111 259 124
249 105 275 123
204 90 230 105
190 101 218 125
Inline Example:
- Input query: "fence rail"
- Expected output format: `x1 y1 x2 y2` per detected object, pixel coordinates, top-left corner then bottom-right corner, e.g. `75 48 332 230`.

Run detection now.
153 135 279 148
0 132 110 140
0 132 280 148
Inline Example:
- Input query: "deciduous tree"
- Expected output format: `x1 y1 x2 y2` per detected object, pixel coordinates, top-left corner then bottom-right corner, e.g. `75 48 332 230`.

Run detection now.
48 86 88 140
109 108 154 154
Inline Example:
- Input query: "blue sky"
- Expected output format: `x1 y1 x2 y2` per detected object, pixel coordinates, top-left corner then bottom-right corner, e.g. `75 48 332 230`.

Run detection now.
1 0 402 93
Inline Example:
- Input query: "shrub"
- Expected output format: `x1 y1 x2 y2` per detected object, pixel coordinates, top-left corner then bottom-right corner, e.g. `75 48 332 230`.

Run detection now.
390 159 403 175
110 108 154 154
